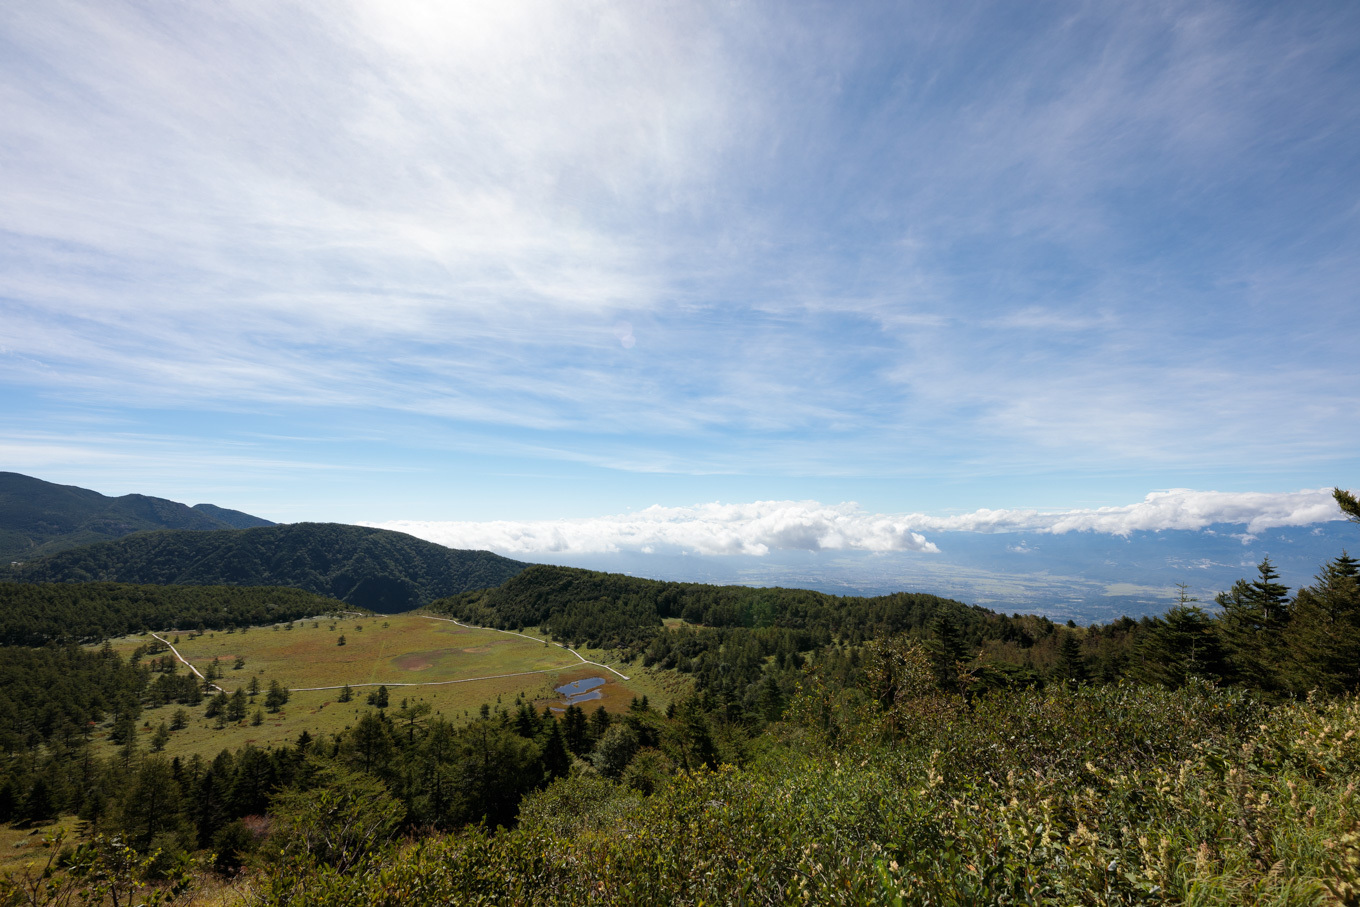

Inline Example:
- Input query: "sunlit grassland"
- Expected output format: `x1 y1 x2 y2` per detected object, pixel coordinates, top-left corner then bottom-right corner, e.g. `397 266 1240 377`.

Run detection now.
95 615 687 760
0 817 80 874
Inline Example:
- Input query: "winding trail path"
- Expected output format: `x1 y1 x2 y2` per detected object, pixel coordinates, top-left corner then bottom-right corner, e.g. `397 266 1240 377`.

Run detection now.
152 633 230 694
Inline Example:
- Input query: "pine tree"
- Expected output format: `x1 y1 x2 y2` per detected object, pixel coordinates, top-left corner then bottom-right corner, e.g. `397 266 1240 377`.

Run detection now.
926 615 965 691
1053 631 1088 684
205 691 228 719
1283 552 1360 694
539 719 571 779
265 680 288 713
227 688 248 722
562 705 590 756
1132 604 1226 688
589 706 612 741
1216 557 1291 691
1336 488 1360 525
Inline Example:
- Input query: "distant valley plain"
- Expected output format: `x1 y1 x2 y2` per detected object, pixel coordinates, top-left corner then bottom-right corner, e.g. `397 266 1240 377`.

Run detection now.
530 522 1357 624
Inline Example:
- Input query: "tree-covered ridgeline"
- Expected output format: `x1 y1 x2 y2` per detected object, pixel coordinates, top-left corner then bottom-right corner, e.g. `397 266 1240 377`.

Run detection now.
0 582 348 646
4 523 527 613
0 470 273 564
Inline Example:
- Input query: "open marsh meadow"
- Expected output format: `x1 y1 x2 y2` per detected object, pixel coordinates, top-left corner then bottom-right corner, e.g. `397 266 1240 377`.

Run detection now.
98 614 683 759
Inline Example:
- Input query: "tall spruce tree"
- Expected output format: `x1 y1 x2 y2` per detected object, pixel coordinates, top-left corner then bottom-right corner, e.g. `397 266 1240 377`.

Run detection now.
1052 631 1088 684
1282 552 1360 695
1215 557 1291 691
1131 605 1227 688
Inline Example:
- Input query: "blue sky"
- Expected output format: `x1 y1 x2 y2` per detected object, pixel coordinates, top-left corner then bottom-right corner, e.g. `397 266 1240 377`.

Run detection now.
3 1 1358 557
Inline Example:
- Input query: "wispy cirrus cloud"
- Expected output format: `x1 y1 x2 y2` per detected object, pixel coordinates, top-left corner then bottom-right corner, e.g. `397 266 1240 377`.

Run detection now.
2 1 1358 515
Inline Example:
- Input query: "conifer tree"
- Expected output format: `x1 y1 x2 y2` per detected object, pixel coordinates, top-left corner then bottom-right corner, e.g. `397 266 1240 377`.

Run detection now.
1335 487 1360 525
1053 631 1088 684
562 705 590 756
1215 557 1291 691
265 680 288 713
1283 552 1360 694
1132 604 1226 688
227 688 248 723
539 719 571 780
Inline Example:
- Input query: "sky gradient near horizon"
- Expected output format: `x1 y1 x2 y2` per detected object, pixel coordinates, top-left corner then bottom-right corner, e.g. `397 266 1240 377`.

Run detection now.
3 1 1358 555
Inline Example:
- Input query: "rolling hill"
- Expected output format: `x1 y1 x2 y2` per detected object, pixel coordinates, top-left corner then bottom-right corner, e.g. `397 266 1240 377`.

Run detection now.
0 471 273 563
3 522 528 613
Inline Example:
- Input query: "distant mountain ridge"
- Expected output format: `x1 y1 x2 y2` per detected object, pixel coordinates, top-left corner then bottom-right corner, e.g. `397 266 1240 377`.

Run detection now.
189 502 274 529
4 522 529 613
0 471 274 563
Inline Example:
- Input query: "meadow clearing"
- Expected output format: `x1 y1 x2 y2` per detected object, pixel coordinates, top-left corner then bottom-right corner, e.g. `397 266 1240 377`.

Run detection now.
98 614 688 760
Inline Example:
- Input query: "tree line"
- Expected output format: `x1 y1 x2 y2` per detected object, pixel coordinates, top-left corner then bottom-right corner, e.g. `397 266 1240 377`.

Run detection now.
0 582 346 646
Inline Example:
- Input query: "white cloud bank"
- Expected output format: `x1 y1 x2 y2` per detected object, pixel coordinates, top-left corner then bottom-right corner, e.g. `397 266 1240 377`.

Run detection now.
374 501 938 557
370 488 1348 556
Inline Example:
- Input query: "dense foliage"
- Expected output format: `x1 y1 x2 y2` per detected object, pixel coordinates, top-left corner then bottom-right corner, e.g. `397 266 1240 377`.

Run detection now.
247 678 1360 906
0 582 345 646
0 471 270 564
4 523 528 613
0 644 146 754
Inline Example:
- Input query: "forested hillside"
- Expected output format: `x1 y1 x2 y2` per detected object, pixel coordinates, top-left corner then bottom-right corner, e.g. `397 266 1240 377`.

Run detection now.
437 564 993 653
438 553 1360 717
0 582 347 646
0 472 273 564
4 523 527 613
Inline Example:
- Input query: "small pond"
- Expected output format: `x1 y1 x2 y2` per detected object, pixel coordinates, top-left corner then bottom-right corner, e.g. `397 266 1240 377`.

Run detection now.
555 676 605 706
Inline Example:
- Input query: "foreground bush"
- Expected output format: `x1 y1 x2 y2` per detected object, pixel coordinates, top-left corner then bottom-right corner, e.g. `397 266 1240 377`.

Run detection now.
251 683 1360 906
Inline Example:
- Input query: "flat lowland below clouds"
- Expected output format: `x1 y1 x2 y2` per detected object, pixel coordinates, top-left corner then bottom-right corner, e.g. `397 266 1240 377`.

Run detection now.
371 488 1357 622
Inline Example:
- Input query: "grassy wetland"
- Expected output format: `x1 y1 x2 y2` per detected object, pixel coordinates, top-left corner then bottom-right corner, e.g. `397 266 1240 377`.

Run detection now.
94 613 683 760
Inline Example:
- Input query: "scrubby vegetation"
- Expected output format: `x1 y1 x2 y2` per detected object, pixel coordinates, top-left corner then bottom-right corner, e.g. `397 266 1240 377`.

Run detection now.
249 676 1360 906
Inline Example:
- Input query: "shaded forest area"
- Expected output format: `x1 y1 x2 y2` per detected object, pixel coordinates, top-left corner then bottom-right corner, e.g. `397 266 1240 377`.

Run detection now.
0 582 345 646
4 523 527 613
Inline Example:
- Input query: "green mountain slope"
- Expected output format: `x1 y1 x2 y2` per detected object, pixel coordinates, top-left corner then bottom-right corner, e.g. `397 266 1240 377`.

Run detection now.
190 502 274 529
0 471 274 563
4 523 527 613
